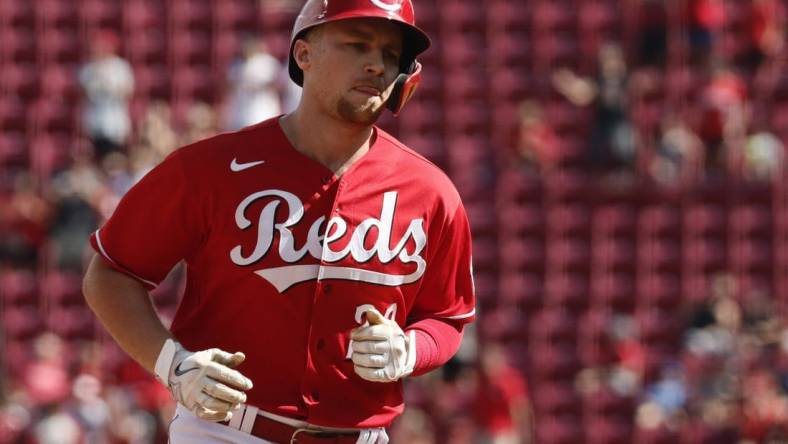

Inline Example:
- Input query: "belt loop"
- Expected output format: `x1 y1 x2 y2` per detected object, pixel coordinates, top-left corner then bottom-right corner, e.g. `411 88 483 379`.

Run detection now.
290 428 309 444
228 405 245 430
240 406 259 433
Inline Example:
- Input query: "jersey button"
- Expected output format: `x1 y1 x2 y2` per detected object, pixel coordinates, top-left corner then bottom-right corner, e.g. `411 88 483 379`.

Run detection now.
316 338 325 350
323 284 332 294
312 390 320 401
321 176 331 185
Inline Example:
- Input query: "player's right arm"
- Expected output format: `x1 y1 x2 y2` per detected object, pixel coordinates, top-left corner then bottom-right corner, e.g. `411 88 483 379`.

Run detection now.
83 252 172 374
83 252 253 421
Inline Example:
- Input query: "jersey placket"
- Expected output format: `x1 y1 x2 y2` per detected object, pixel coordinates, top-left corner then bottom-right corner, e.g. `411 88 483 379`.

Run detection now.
300 173 344 411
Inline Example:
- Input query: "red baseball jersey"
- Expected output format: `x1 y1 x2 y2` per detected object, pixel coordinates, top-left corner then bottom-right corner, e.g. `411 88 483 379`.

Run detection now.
89 117 476 428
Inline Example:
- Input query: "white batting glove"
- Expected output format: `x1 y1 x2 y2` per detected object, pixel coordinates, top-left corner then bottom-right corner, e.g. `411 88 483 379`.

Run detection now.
154 339 253 422
350 308 416 383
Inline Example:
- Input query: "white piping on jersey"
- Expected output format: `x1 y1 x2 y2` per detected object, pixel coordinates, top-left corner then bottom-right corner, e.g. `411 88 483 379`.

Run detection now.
94 229 158 288
254 262 425 293
442 309 476 320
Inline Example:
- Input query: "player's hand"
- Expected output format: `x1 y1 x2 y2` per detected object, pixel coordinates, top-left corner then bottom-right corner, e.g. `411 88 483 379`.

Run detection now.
155 340 253 421
350 308 416 383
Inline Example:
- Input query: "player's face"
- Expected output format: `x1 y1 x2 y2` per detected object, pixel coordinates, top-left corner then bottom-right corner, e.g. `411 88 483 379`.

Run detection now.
304 19 404 125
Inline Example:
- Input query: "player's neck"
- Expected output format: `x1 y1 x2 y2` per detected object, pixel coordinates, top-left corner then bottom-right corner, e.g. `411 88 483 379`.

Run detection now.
279 109 374 176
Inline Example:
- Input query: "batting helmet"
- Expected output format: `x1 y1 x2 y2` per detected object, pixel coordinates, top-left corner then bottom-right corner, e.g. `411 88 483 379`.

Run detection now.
288 0 431 116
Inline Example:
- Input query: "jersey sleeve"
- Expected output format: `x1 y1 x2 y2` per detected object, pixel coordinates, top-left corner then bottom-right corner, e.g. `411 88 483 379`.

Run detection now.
89 149 205 291
408 200 476 325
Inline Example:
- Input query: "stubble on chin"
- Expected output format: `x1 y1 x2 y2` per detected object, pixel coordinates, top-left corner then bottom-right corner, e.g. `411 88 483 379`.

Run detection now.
337 97 385 125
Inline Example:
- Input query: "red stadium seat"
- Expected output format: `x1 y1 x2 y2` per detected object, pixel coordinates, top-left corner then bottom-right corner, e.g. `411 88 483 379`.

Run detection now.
124 0 165 30
41 270 84 307
530 307 578 345
3 306 45 340
169 0 212 31
585 419 633 444
0 131 28 167
533 383 583 416
500 236 546 273
590 270 636 311
537 417 584 444
170 31 213 67
638 272 682 309
0 27 37 64
47 306 97 340
546 204 592 236
40 65 81 102
635 427 680 444
35 0 79 30
126 30 169 65
0 268 39 306
78 0 123 29
0 1 34 29
497 203 545 238
0 63 40 100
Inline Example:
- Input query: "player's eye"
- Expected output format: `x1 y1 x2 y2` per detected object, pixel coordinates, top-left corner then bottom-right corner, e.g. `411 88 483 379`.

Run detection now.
347 42 367 51
384 49 400 62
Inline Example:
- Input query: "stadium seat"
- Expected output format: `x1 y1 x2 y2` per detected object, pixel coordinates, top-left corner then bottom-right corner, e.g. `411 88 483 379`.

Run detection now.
78 0 122 29
0 1 34 29
0 268 39 306
3 306 45 340
537 416 584 444
0 27 37 64
41 270 84 307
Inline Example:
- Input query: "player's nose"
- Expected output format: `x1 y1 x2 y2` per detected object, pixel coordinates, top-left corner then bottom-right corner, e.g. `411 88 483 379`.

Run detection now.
363 49 386 76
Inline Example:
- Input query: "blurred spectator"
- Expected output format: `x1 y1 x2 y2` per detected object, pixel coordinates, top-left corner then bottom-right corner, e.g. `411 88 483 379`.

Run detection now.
515 100 559 175
752 0 786 61
181 102 219 146
47 147 106 270
473 344 533 444
696 65 748 174
0 172 53 268
224 36 284 130
687 0 725 64
389 408 436 444
651 115 705 185
78 31 134 160
742 128 784 180
137 101 178 161
552 43 637 174
635 0 668 67
22 334 70 408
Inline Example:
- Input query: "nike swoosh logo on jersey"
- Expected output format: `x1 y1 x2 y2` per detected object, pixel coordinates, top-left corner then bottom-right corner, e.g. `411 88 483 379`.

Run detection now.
230 158 266 172
174 362 199 377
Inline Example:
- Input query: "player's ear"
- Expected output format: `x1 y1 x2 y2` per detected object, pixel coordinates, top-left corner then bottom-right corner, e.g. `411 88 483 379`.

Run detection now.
293 39 313 71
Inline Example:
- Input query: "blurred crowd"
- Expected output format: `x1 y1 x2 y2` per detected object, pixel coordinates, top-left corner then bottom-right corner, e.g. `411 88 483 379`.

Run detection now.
515 0 786 185
2 0 788 443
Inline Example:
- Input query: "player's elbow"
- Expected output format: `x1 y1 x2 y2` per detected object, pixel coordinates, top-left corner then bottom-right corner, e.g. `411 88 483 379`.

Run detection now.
82 253 141 311
82 253 106 310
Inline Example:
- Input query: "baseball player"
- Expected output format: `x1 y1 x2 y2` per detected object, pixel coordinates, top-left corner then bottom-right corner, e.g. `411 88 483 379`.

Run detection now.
82 1 476 443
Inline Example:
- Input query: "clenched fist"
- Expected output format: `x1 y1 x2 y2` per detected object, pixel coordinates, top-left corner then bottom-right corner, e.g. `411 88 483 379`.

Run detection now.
350 308 416 383
154 339 253 421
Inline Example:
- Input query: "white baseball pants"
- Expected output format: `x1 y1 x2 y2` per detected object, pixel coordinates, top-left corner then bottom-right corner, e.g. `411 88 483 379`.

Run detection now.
168 404 389 444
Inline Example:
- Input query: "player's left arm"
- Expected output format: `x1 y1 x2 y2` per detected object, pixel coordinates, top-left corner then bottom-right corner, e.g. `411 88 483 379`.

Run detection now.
351 197 475 382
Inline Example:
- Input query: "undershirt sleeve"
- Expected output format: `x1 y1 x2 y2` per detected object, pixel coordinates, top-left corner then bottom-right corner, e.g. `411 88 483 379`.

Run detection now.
406 317 464 376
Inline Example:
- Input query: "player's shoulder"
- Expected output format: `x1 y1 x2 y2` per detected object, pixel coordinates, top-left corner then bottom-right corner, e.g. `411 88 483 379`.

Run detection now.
375 127 463 208
165 118 280 167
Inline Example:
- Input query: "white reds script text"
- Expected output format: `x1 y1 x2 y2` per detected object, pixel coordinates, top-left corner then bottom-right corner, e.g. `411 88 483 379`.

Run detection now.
229 189 427 292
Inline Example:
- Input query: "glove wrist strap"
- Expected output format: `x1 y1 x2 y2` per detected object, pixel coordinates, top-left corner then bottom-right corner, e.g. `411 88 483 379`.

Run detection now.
155 338 180 386
402 330 417 378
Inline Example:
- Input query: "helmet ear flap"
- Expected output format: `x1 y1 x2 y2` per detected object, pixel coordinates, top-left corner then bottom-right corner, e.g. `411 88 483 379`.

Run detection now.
387 61 422 116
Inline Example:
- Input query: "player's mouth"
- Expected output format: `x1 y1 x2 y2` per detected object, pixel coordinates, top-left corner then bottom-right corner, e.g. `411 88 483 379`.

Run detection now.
353 85 382 97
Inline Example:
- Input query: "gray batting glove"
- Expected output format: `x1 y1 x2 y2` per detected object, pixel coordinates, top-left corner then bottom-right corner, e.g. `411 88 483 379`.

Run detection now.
350 308 416 383
154 339 253 421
